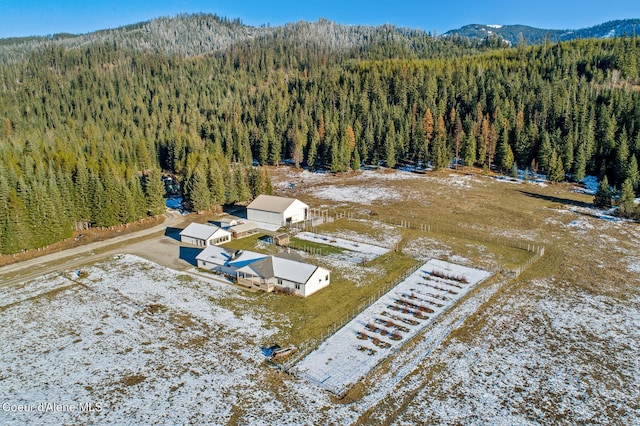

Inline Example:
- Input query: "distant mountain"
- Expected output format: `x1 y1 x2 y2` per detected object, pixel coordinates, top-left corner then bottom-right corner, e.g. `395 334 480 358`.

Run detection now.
0 14 443 63
2 15 639 64
444 19 640 45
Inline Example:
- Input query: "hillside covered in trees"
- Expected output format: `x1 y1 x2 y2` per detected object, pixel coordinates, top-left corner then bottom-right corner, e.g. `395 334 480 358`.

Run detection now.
1 14 640 254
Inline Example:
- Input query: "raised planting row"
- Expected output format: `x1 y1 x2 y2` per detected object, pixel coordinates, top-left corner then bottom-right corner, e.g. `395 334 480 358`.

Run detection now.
374 317 410 333
395 297 435 313
402 292 445 308
428 268 469 284
380 311 420 326
365 322 403 340
356 331 392 349
419 280 459 295
387 303 430 320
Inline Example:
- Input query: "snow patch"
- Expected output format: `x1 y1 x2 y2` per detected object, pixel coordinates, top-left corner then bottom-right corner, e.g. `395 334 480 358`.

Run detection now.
310 185 401 204
294 260 492 396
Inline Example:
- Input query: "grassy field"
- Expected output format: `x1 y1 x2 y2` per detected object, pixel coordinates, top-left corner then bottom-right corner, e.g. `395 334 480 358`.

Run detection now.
3 167 638 424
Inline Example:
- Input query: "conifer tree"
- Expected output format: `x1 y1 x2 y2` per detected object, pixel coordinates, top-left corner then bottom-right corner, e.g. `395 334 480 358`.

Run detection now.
538 132 552 173
384 121 397 169
573 144 587 182
614 130 630 186
463 130 477 169
248 166 263 198
594 176 612 208
307 127 319 170
548 151 565 183
432 115 449 170
352 148 361 171
263 167 274 195
496 137 515 172
618 178 636 217
143 168 166 216
224 167 238 204
423 108 434 158
626 155 639 194
185 166 211 212
207 160 226 206
234 166 251 202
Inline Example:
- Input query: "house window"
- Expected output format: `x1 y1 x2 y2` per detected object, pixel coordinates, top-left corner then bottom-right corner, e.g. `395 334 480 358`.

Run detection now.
295 284 301 290
277 279 283 285
325 275 329 281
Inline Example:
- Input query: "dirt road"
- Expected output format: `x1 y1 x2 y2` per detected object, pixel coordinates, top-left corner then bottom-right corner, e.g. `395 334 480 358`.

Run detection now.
0 210 188 288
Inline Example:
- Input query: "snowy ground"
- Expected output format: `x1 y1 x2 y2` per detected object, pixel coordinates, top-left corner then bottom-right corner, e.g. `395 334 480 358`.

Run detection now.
387 279 640 424
309 185 402 204
0 255 326 425
293 260 492 396
295 232 391 261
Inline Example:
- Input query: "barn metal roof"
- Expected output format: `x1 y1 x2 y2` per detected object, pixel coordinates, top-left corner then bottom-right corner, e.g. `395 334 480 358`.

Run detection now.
246 195 308 213
180 223 230 241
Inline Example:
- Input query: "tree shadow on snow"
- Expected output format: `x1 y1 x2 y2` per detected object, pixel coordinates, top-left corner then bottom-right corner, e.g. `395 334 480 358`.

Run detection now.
517 190 592 208
179 246 200 266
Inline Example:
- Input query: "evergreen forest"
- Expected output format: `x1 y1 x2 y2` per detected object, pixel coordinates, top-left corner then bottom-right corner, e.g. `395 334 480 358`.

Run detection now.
1 14 640 254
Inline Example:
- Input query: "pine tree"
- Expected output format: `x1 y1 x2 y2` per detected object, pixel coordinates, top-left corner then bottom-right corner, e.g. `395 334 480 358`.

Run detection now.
538 132 552 173
258 132 269 166
572 144 587 182
234 166 251 202
626 155 639 194
496 137 514 173
352 148 361 171
618 178 636 217
208 160 226 206
143 168 166 216
384 122 397 169
248 166 263 198
432 115 449 170
594 176 612 208
307 127 319 170
463 130 476 169
548 151 565 183
423 108 434 156
185 167 211 212
511 163 518 178
263 167 274 195
614 129 629 186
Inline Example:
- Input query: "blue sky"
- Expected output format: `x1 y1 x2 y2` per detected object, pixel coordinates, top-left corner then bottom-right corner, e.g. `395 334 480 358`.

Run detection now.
1 0 639 38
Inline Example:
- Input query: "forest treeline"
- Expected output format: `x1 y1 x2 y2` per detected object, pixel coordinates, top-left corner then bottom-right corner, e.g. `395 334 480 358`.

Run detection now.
1 16 640 253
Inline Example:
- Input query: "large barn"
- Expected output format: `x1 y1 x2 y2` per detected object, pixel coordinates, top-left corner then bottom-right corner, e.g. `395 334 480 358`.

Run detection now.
179 223 231 247
246 195 309 227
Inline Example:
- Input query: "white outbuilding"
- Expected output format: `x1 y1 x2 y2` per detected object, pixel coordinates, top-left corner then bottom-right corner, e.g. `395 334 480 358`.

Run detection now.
180 223 231 247
246 195 309 227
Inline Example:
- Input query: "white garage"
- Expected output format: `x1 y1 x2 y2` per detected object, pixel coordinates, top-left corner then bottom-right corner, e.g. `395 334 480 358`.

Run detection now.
246 195 309 227
179 223 231 247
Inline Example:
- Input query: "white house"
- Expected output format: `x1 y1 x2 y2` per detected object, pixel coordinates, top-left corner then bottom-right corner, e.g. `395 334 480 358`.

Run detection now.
246 195 309 227
180 223 231 247
195 245 330 297
195 245 268 276
236 256 330 297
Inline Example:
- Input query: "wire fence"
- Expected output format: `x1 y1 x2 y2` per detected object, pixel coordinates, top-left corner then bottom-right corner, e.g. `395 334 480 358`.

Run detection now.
274 211 546 374
277 262 421 373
